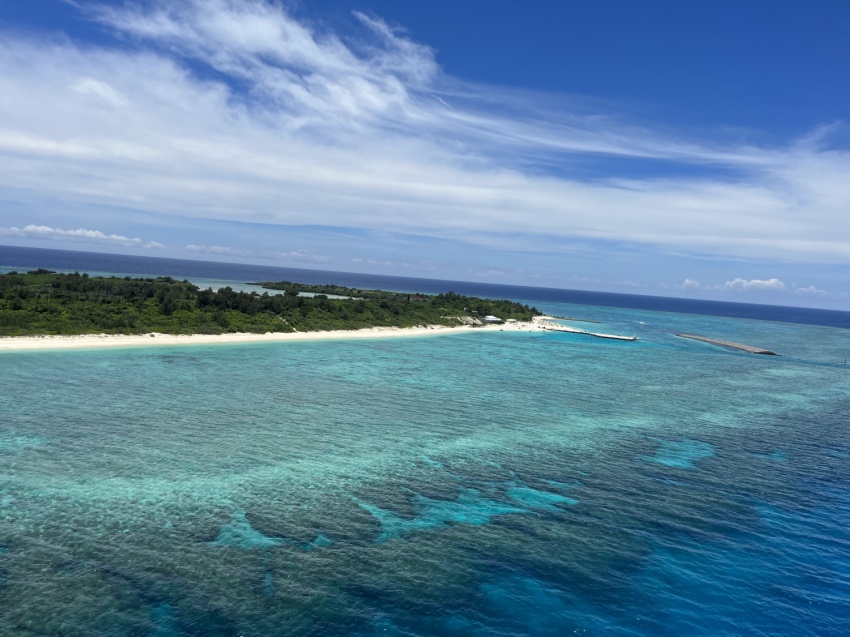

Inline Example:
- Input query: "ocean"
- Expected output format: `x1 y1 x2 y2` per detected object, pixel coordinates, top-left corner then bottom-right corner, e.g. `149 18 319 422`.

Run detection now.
1 245 848 636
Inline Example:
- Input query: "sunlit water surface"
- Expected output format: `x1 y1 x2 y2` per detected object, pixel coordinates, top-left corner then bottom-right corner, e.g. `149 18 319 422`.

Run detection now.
1 245 849 635
2 299 849 636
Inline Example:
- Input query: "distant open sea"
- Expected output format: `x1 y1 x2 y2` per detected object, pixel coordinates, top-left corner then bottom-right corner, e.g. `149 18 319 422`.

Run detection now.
1 245 849 636
2 245 849 329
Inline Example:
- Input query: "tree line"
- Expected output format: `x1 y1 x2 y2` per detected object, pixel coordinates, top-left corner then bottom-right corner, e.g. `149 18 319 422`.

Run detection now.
0 271 540 336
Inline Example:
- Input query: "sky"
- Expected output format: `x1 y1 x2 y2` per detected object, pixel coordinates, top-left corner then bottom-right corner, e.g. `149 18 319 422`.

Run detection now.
1 0 849 309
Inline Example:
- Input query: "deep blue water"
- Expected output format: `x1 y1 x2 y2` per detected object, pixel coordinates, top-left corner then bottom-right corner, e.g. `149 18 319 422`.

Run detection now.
1 245 849 636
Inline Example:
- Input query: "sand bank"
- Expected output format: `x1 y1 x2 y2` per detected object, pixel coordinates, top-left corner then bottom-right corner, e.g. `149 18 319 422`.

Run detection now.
0 321 544 352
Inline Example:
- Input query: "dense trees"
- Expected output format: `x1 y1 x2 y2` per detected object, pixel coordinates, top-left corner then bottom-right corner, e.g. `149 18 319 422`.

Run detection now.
0 271 540 336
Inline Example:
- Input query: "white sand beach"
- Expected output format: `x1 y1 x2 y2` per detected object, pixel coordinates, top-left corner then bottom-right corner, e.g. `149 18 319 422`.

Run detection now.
0 320 549 352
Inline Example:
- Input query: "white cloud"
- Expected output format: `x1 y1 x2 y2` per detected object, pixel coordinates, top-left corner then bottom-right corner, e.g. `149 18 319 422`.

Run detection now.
269 250 333 262
184 244 335 262
670 277 831 299
72 78 129 107
0 0 847 270
618 280 646 288
0 224 146 247
718 278 787 291
186 244 237 255
145 241 166 249
794 285 827 296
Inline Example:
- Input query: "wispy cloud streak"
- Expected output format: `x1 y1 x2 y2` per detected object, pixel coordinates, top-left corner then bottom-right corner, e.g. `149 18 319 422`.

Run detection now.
0 0 847 266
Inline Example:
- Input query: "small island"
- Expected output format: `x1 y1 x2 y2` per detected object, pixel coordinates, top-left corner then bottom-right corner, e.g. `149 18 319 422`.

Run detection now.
0 269 540 338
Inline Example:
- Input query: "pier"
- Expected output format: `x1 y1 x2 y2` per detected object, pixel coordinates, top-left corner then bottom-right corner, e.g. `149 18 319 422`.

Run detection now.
676 334 778 355
544 314 602 324
540 322 638 341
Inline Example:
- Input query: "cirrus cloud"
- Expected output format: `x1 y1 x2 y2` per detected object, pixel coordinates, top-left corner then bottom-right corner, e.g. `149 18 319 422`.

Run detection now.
0 0 848 304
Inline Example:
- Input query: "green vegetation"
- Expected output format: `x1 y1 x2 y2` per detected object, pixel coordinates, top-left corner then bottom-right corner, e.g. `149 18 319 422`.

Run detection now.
0 271 540 336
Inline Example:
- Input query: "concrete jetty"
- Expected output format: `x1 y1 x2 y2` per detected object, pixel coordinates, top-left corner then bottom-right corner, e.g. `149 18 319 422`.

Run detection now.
676 334 778 355
545 314 602 324
540 322 638 341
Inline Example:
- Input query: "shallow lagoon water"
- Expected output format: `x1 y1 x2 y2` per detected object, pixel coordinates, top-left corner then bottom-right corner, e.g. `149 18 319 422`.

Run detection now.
2 291 850 634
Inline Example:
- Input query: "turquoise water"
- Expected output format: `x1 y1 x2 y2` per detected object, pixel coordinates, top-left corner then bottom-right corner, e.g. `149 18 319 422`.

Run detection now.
2 299 850 635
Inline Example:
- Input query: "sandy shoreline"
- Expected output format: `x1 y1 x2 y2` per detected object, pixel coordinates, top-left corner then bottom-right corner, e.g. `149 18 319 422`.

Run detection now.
0 320 551 352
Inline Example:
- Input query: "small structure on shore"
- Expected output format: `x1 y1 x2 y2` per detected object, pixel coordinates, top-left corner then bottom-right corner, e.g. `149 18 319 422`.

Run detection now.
484 315 502 323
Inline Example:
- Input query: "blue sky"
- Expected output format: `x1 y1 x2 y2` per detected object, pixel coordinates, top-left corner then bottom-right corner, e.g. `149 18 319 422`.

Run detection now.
1 0 849 309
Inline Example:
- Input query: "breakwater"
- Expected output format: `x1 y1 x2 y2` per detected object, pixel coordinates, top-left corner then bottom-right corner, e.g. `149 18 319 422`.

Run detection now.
544 314 602 324
677 333 778 355
539 321 638 341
